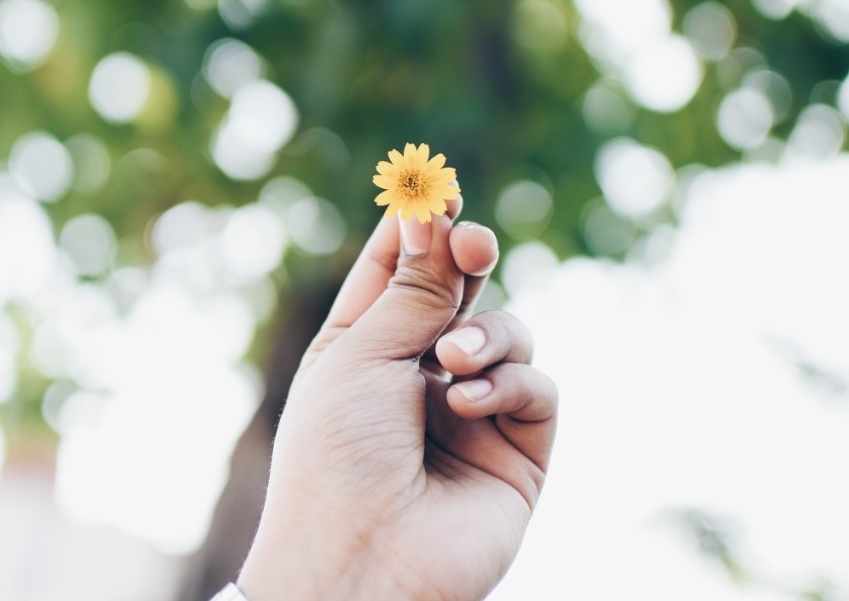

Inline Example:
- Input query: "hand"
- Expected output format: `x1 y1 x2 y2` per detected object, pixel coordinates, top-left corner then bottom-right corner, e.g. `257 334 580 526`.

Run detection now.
238 198 558 601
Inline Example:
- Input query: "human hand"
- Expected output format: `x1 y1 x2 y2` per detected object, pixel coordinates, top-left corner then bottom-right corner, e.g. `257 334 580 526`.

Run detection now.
237 198 558 601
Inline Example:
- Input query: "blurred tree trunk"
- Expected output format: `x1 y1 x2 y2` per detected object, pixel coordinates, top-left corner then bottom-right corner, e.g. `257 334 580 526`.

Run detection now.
176 279 341 601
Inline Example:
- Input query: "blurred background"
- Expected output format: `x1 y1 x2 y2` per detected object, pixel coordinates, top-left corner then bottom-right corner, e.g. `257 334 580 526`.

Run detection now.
1 0 848 599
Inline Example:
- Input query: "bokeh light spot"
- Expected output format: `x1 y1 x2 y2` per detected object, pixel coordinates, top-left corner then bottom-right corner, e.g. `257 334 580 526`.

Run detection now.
595 138 675 218
715 47 767 91
59 214 118 277
814 0 849 42
29 284 116 381
512 0 568 50
41 379 79 433
211 80 298 181
202 38 265 99
495 180 554 240
286 196 346 256
836 71 849 120
105 267 150 314
150 227 226 296
0 0 59 72
623 34 703 113
88 53 152 124
501 241 560 298
9 131 74 202
582 200 639 256
216 204 287 284
743 68 793 124
574 0 672 62
66 134 112 193
259 176 313 214
575 0 700 114
210 127 276 181
151 201 211 256
634 222 677 266
786 104 845 160
683 2 737 61
0 176 57 300
716 87 774 150
751 0 798 20
218 0 269 30
582 82 636 136
228 80 298 154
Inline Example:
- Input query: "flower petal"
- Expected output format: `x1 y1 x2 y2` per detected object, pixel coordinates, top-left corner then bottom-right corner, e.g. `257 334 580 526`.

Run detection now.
373 174 396 189
400 204 415 221
415 205 433 223
429 168 457 184
388 149 403 165
428 198 447 215
414 143 430 167
425 153 446 171
376 160 400 176
373 144 461 224
375 189 396 206
435 185 462 200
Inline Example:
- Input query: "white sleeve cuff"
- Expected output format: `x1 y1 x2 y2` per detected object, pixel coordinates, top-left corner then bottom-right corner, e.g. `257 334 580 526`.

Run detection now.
210 582 250 601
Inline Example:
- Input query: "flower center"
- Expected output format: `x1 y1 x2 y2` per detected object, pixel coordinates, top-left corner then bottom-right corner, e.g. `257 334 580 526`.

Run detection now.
398 169 427 198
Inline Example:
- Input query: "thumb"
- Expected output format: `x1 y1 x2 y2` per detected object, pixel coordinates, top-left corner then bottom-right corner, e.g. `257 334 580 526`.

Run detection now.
344 214 462 361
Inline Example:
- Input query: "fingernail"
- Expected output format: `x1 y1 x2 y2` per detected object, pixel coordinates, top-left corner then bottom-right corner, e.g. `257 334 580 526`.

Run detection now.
454 379 493 403
446 194 463 220
456 222 499 276
441 326 486 356
399 215 431 256
469 256 498 278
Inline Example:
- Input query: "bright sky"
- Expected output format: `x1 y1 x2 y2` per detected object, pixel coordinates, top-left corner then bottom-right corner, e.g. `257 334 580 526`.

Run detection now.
491 155 849 600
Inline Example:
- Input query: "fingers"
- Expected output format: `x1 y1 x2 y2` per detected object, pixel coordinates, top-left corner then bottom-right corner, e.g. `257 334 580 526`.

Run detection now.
435 310 533 377
435 310 557 471
448 363 558 471
322 215 400 330
449 222 498 278
418 225 498 369
449 222 499 321
446 184 463 220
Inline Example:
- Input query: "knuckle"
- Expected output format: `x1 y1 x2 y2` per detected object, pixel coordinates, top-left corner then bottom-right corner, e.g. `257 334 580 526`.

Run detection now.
470 310 535 362
389 260 462 314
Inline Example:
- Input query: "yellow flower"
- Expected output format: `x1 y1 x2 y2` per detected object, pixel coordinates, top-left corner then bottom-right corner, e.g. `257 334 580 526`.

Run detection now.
373 143 461 224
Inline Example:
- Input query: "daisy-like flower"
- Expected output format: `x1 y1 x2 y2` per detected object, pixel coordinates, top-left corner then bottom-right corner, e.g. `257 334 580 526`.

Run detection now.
373 143 461 224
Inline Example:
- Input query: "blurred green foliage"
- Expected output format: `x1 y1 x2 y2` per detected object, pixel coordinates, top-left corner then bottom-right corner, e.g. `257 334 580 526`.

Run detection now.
2 0 848 434
2 0 845 258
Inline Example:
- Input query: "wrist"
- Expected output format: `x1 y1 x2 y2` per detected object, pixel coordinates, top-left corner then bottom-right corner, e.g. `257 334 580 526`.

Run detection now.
237 563 412 601
237 533 415 601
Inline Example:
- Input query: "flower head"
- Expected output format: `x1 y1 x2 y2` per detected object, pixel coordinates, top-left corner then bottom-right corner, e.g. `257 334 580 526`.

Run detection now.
373 143 461 224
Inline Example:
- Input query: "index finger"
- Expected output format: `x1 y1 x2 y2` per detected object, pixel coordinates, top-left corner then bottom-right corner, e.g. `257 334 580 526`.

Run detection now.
322 215 400 331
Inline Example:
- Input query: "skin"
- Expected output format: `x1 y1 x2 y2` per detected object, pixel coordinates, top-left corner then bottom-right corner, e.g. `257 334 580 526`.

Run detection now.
238 195 558 601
